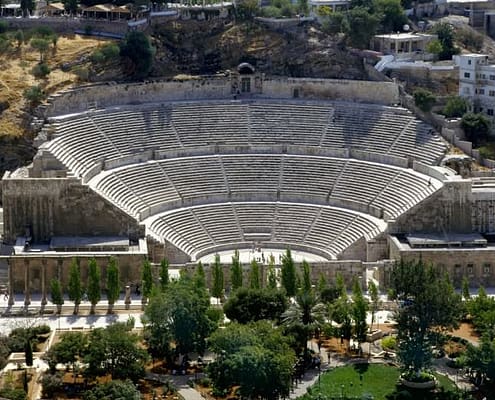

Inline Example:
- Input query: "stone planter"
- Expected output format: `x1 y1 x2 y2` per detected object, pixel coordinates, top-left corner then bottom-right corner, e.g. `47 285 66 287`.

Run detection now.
400 375 437 390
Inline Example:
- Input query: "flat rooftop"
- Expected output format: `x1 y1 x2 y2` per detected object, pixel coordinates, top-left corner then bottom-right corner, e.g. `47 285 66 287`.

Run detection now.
406 233 487 248
374 33 436 41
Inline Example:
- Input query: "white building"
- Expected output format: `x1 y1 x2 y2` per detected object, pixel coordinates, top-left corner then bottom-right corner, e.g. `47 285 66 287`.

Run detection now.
458 53 495 117
308 0 349 17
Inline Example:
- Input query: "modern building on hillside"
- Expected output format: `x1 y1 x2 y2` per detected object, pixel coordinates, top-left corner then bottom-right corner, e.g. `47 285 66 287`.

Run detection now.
457 53 495 118
371 33 437 59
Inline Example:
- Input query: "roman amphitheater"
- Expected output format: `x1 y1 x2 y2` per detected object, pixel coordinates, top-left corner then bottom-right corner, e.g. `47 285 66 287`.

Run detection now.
2 69 495 303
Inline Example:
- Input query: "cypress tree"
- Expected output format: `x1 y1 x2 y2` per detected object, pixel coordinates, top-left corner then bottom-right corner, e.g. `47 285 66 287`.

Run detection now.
106 257 120 313
212 254 224 301
87 258 101 314
50 278 64 313
68 258 82 315
24 339 33 367
159 258 169 292
230 249 243 291
194 261 206 290
267 254 277 290
281 249 297 296
142 259 153 300
249 259 261 289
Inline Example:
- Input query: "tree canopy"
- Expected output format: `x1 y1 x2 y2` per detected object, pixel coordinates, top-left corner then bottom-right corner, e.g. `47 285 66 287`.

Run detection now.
120 31 154 79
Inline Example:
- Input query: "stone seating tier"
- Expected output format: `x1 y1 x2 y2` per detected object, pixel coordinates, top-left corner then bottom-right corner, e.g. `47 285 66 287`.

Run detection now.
45 100 448 178
146 202 387 260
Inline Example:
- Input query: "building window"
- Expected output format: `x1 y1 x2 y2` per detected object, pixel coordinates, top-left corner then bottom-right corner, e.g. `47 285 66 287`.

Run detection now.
463 87 471 95
468 60 472 65
490 75 495 80
482 74 487 79
484 263 491 274
467 264 474 274
489 90 495 97
488 109 494 116
479 89 485 95
464 72 470 78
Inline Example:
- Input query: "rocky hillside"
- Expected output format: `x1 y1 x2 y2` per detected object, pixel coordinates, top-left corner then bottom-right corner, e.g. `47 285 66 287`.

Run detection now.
151 20 370 79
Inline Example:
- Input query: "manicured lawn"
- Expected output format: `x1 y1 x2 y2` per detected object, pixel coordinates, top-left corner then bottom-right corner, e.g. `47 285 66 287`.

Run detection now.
306 364 456 400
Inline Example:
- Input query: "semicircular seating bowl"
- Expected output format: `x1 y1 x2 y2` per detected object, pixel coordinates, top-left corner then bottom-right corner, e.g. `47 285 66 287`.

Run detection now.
43 100 447 261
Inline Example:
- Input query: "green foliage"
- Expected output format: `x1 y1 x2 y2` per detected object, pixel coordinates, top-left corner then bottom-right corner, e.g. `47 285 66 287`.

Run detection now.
346 7 380 49
267 254 277 290
212 254 224 299
223 287 288 323
141 259 153 299
320 12 348 35
464 335 495 385
442 96 468 118
413 88 436 112
260 0 296 17
41 372 63 399
208 321 296 399
23 85 45 107
24 340 33 367
84 323 148 382
143 275 217 357
63 0 79 15
461 112 490 147
0 388 27 400
249 259 261 289
20 0 35 16
465 286 495 336
461 277 470 300
120 31 154 79
0 36 12 54
352 278 368 344
106 257 120 306
368 280 380 331
194 261 206 290
31 63 50 79
30 38 49 62
426 39 443 55
50 278 64 307
433 22 459 60
235 0 259 20
68 258 82 313
281 249 297 296
44 332 87 373
374 0 408 33
230 250 243 291
159 258 169 291
83 380 141 400
87 258 101 312
391 259 461 373
91 43 120 65
0 21 8 34
381 336 397 350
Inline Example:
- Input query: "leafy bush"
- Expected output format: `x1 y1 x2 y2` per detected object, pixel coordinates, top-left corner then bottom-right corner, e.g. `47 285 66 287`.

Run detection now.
31 63 50 79
413 88 436 112
442 96 467 118
72 66 90 82
33 325 51 335
0 36 12 53
30 26 54 39
100 43 120 60
401 370 435 382
23 85 45 107
0 388 27 400
41 373 64 399
461 112 490 147
456 28 483 52
381 336 397 350
0 21 8 34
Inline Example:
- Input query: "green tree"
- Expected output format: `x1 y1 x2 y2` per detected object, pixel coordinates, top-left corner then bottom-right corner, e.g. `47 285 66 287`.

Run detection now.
301 260 312 293
141 259 153 305
426 39 443 58
68 258 82 315
466 286 495 336
159 258 169 292
249 259 261 289
461 112 490 147
464 335 495 385
391 259 461 373
14 30 24 49
20 0 35 16
208 321 295 400
83 380 141 400
374 0 408 33
346 7 380 49
23 85 45 107
30 38 49 62
106 257 120 313
194 261 206 290
212 254 224 301
235 0 259 20
224 288 288 324
267 255 277 290
50 278 64 313
87 258 101 314
413 88 436 112
230 250 243 291
352 278 368 345
83 323 148 382
368 280 380 331
462 277 471 300
120 31 154 79
63 0 78 15
281 249 297 296
24 339 33 367
443 96 468 118
44 332 87 373
143 276 217 358
434 22 459 60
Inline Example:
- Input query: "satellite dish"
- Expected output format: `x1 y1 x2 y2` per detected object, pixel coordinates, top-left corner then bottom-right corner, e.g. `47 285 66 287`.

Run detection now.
403 24 410 31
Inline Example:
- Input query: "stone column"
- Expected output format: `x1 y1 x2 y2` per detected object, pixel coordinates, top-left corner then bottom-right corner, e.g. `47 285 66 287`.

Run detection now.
41 259 47 306
8 259 14 307
125 285 131 310
24 259 31 307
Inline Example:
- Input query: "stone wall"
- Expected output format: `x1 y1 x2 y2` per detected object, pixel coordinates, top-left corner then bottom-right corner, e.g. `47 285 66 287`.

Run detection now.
1 176 142 243
389 179 473 234
42 76 401 117
262 77 400 105
387 236 495 287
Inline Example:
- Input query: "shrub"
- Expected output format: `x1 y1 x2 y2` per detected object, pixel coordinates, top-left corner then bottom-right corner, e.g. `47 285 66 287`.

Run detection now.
413 88 436 112
31 26 55 38
90 50 105 64
41 372 63 399
23 85 45 107
381 336 397 350
72 66 90 82
100 43 119 60
0 388 27 400
33 325 51 335
456 28 483 52
443 96 467 118
0 21 8 34
461 112 490 146
31 63 50 79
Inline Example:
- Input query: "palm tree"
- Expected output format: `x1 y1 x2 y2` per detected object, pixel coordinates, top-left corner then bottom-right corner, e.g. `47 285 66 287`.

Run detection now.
282 290 326 359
